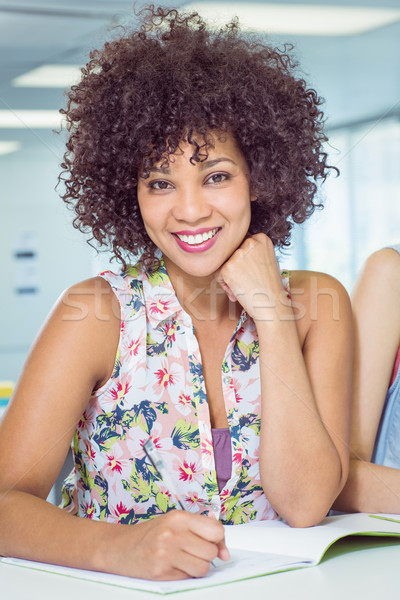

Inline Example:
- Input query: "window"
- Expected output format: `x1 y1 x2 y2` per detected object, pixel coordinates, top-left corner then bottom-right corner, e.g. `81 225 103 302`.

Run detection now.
281 117 400 290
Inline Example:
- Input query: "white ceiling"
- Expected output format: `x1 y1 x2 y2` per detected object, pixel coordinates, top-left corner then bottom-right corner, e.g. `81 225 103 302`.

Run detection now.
0 0 399 141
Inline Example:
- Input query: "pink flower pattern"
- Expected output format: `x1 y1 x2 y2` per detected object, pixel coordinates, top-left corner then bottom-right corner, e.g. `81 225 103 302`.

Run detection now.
155 368 176 388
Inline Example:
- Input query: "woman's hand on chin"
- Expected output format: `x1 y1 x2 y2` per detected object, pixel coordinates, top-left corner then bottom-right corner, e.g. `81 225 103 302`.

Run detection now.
216 234 285 320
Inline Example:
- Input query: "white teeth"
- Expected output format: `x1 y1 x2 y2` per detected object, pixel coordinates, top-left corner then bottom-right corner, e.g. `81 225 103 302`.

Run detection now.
176 228 219 245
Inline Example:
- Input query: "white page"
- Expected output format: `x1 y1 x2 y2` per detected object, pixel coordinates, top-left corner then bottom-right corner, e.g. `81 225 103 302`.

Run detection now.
225 512 400 564
1 549 308 594
2 512 400 594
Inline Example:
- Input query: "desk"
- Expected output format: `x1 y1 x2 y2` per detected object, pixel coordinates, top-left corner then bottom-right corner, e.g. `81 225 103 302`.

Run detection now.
2 537 399 600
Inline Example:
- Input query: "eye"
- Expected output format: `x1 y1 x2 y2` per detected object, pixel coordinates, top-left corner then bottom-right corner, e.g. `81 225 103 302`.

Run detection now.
206 172 230 185
148 179 173 190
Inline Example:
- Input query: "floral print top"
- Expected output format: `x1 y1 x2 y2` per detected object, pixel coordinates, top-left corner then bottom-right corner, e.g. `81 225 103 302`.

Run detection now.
60 257 290 525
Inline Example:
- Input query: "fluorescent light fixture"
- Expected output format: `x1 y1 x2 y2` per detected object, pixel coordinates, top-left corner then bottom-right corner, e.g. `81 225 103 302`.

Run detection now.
182 3 400 35
0 110 63 128
12 65 82 88
0 141 22 155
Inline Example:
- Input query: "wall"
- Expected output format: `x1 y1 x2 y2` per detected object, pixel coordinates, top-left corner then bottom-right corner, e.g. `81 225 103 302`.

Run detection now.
0 132 106 382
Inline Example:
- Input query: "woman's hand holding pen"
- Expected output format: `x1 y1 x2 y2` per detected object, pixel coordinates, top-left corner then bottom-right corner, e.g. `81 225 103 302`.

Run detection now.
217 233 291 322
106 511 229 580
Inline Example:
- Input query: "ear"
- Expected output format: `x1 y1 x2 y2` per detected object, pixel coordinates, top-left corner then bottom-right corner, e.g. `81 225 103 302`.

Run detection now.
250 192 257 202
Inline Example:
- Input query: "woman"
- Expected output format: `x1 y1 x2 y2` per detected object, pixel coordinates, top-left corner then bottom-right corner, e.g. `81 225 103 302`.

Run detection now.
0 6 352 580
335 245 400 513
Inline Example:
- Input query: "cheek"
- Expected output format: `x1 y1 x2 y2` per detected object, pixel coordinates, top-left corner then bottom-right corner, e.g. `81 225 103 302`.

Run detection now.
137 196 157 231
235 193 253 220
222 186 252 212
136 202 148 229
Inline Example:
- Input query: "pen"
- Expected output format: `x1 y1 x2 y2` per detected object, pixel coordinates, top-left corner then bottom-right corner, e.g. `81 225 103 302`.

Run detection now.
143 438 217 568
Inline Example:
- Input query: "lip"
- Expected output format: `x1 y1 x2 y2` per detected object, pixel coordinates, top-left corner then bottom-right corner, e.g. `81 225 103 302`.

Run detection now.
172 228 221 254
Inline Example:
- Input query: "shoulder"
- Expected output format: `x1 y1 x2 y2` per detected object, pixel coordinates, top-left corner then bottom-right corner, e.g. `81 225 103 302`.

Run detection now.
352 248 400 325
59 261 147 315
12 277 123 401
286 271 351 345
58 276 121 322
49 277 121 361
53 278 122 390
62 275 116 297
288 270 350 307
358 248 400 290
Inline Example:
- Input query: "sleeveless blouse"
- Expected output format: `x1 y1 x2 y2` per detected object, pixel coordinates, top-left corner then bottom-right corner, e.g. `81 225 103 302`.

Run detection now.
60 256 290 524
372 244 400 467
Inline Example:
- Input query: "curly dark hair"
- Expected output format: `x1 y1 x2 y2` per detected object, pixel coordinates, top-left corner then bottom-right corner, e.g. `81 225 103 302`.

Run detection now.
60 4 336 267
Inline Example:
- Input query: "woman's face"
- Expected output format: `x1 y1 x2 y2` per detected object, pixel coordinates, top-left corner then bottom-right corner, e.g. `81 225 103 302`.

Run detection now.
137 131 255 281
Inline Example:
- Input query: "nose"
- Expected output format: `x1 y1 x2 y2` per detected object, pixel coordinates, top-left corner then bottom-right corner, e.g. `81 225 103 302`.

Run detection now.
171 186 212 223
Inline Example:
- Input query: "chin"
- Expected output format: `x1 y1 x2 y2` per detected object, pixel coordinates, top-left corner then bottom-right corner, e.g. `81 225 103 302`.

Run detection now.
165 254 224 279
181 263 222 278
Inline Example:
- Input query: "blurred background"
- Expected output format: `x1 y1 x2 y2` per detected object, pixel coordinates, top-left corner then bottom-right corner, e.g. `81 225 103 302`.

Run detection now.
1 0 400 385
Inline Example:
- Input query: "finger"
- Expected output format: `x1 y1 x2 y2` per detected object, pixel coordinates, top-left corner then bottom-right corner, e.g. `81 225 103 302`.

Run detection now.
171 546 213 579
215 268 238 301
186 514 226 544
217 539 230 561
218 281 237 302
182 532 220 563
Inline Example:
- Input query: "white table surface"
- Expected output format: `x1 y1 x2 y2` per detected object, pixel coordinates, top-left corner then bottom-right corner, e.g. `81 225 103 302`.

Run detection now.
2 536 399 600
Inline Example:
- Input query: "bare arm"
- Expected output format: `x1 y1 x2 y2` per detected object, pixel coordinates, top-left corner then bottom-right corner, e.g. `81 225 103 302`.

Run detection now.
219 234 352 526
0 278 120 566
257 269 351 526
0 278 227 579
335 248 400 513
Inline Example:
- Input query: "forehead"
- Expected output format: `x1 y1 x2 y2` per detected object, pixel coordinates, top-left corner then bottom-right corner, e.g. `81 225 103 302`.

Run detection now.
149 130 246 172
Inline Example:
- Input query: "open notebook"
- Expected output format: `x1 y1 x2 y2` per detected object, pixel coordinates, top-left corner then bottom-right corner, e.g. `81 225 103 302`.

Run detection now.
2 513 400 594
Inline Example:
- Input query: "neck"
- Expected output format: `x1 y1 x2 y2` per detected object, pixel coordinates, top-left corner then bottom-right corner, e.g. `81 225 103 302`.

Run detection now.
163 257 239 324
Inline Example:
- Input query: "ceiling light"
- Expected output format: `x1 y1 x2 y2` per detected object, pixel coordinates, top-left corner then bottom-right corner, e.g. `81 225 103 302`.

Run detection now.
0 110 63 128
182 3 400 35
0 141 22 155
12 65 82 88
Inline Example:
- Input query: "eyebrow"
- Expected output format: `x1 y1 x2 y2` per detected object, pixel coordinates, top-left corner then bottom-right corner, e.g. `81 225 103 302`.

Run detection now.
199 157 237 170
148 157 237 174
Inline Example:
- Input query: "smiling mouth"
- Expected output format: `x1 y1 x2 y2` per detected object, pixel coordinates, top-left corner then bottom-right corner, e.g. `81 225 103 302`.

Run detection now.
174 228 220 246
